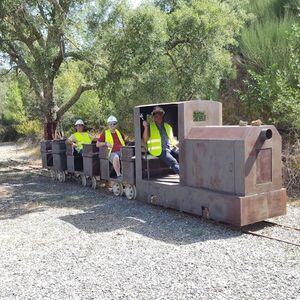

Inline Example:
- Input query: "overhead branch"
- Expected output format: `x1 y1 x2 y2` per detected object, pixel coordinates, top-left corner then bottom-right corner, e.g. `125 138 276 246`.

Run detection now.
49 0 65 14
166 38 190 51
0 67 13 77
65 51 110 71
56 83 97 120
2 40 43 99
19 5 45 48
51 33 65 80
165 51 180 76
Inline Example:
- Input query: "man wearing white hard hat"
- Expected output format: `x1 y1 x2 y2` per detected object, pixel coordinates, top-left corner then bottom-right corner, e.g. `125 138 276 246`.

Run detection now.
96 115 125 179
142 106 179 174
66 119 96 155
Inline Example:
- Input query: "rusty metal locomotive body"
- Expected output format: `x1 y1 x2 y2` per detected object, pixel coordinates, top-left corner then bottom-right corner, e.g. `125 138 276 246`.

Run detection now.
41 100 287 226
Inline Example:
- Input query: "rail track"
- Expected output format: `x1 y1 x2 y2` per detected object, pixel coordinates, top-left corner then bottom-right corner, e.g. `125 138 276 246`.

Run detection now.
241 220 300 247
3 160 300 247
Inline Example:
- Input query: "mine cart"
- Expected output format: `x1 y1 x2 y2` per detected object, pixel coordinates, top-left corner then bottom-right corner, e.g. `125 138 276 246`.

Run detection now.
121 146 136 199
40 140 53 169
82 143 100 189
134 100 286 226
52 139 67 182
98 146 124 196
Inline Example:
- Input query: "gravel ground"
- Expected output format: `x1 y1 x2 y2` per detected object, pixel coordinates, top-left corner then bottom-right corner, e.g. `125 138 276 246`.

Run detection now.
0 143 299 300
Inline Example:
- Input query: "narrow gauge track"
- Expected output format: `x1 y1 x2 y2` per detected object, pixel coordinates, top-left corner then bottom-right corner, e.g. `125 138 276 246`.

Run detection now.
241 221 300 247
4 162 300 247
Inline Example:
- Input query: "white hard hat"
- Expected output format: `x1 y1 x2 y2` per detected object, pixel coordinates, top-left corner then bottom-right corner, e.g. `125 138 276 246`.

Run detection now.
107 115 117 123
151 106 165 115
75 119 84 126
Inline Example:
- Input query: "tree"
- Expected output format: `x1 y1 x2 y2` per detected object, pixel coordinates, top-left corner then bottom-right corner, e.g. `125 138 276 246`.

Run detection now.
87 0 247 128
0 0 100 139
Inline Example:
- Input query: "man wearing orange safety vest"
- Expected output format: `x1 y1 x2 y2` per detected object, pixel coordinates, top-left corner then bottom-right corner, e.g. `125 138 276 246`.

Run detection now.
142 106 179 174
96 116 125 180
66 119 96 155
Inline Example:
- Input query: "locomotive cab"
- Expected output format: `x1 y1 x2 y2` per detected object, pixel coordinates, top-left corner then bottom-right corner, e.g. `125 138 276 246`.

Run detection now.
135 100 222 185
139 103 180 182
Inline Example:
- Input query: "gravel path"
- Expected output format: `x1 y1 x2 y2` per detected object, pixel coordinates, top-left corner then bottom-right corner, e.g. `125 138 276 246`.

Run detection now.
0 143 299 300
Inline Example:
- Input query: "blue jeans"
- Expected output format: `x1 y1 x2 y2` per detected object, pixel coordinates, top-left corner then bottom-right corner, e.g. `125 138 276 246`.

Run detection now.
159 149 179 174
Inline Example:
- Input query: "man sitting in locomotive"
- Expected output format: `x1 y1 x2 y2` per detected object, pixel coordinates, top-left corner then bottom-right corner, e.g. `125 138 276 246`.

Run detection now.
142 106 179 174
96 116 125 180
66 119 96 155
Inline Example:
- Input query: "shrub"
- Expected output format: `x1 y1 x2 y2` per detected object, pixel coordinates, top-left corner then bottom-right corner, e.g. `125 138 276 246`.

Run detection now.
15 120 43 139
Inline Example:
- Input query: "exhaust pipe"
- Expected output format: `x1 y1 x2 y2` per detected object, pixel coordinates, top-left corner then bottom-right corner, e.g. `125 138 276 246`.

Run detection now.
260 128 272 140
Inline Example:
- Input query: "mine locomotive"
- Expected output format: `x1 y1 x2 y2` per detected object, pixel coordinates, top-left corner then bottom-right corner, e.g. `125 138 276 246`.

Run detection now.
41 100 287 226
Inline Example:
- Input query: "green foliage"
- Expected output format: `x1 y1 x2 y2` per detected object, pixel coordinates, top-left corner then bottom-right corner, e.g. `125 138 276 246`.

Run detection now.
236 0 300 132
2 79 25 124
240 15 294 70
0 0 102 139
54 61 103 132
87 0 248 133
0 76 42 140
15 120 43 138
240 0 300 70
239 25 300 131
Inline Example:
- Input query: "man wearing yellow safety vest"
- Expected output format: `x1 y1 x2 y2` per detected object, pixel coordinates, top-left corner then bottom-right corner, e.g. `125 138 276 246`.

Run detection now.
96 116 125 180
142 106 179 174
66 119 96 155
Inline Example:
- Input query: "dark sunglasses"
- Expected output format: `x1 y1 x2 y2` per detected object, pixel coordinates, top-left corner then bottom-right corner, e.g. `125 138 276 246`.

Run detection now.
109 122 117 126
152 112 162 116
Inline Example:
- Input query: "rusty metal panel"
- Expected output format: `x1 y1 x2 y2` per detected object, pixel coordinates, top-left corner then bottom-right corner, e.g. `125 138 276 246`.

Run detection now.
100 158 110 180
66 144 73 156
234 141 245 195
52 140 66 154
182 100 222 137
83 156 100 177
67 156 75 173
136 180 242 226
256 148 272 184
240 188 286 226
40 140 52 152
83 144 98 157
267 188 287 218
244 125 282 195
184 140 235 193
187 126 249 140
67 155 83 172
122 160 135 184
121 146 135 161
99 147 109 159
53 153 67 171
41 152 53 168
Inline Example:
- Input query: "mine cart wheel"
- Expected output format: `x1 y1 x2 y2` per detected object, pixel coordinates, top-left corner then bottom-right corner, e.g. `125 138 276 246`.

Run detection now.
112 182 124 197
81 174 87 187
91 176 97 189
58 171 66 183
50 170 57 180
124 184 136 200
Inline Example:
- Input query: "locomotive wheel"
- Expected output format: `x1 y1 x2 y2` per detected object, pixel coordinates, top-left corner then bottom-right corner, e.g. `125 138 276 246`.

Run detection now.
91 176 97 189
58 171 66 183
124 184 136 200
81 174 87 187
112 182 124 197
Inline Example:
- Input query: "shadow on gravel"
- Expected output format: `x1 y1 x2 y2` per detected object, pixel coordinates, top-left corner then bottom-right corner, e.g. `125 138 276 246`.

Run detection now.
0 170 241 245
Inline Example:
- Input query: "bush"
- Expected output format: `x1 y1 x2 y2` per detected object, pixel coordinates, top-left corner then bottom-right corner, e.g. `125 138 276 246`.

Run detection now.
238 24 300 132
15 120 43 139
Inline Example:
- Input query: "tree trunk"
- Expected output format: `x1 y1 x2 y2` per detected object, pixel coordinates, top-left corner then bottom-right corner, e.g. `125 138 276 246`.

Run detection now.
43 120 57 140
42 82 96 140
43 83 57 140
